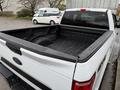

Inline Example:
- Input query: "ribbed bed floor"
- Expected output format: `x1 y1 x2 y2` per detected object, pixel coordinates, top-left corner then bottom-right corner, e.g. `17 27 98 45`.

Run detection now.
47 37 93 56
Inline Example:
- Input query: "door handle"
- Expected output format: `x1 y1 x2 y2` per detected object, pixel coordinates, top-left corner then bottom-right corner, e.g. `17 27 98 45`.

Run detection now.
13 57 22 65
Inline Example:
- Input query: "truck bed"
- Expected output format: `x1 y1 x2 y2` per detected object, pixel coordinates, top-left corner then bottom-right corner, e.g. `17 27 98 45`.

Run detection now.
47 36 93 56
0 25 112 62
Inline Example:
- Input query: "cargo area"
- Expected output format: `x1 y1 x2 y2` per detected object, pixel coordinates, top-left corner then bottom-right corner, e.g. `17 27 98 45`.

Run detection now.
3 25 104 57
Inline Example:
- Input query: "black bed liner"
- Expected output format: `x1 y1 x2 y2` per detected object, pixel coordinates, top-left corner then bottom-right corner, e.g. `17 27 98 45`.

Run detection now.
0 25 113 63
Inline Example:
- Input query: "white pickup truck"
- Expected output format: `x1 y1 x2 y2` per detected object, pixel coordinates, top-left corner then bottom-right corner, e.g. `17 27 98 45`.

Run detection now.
0 8 117 90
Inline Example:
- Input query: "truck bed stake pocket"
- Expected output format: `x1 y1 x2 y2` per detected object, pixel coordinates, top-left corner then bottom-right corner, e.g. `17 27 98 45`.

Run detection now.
6 42 22 55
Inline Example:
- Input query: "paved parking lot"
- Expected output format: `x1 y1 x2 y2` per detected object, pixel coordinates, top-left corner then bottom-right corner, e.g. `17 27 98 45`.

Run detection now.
0 17 43 31
0 74 11 90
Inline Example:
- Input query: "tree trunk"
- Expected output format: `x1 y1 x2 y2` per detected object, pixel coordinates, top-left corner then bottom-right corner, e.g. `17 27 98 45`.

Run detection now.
32 10 34 16
0 4 3 12
31 7 35 16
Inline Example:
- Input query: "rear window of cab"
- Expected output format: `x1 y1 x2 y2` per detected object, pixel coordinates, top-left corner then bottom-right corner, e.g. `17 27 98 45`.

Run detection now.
61 11 109 29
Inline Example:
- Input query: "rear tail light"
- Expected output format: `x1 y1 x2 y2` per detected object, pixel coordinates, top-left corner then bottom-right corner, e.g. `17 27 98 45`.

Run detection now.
72 73 96 90
80 9 86 12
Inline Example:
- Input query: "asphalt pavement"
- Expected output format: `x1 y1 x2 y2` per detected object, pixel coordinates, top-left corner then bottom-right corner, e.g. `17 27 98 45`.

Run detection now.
0 17 43 31
115 56 120 90
0 74 11 90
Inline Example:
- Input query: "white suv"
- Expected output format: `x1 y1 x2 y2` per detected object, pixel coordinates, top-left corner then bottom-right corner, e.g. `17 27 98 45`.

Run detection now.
32 8 61 25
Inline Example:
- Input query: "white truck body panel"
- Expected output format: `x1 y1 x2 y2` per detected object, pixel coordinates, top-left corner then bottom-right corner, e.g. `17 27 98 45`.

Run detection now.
0 39 75 90
66 8 115 90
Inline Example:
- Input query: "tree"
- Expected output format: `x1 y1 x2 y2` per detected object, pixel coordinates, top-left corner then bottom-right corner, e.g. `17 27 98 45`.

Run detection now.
48 0 63 8
19 0 42 16
116 4 120 16
0 0 9 12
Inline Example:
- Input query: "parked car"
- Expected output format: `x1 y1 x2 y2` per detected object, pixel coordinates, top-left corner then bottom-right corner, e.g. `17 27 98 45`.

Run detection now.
0 8 118 90
32 8 61 25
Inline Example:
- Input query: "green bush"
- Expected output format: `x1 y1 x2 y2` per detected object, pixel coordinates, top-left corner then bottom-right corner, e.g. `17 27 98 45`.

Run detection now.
58 4 66 10
17 9 32 17
0 11 14 17
17 16 32 20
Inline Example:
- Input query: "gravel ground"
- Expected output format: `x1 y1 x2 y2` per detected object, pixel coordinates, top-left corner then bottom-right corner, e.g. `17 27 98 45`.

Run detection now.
100 28 120 90
0 74 11 90
0 17 43 31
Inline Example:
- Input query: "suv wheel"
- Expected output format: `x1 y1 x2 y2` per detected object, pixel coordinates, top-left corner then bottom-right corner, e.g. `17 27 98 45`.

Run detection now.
50 21 55 25
33 20 38 24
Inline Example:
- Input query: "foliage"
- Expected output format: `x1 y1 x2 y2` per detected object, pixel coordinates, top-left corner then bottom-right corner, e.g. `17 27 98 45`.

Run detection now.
0 0 9 12
47 0 65 10
0 11 14 17
58 3 66 10
16 16 32 20
48 0 63 8
17 9 32 17
19 0 42 16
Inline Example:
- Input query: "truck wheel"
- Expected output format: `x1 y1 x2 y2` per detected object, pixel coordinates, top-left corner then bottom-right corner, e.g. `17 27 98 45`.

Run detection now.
50 20 55 25
0 74 11 90
33 19 38 24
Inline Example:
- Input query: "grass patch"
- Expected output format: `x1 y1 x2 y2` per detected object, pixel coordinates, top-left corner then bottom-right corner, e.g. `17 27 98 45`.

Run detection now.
16 16 32 20
0 11 32 20
3 16 32 20
0 11 15 17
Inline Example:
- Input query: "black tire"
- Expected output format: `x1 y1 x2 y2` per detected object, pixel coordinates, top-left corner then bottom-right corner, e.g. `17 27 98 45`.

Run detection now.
33 19 38 24
50 20 55 25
